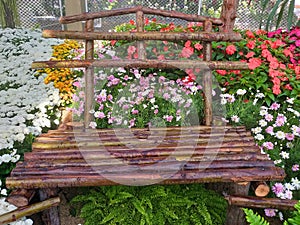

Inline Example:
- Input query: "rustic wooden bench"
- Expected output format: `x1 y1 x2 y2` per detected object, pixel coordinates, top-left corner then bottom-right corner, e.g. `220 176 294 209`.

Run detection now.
3 1 287 225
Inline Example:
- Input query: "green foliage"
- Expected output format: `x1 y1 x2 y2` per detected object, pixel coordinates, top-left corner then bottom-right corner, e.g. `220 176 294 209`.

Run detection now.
284 201 300 225
243 208 270 225
72 184 227 225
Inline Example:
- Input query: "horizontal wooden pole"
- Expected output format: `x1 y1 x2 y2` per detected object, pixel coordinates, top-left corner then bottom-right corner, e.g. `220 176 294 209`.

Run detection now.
42 30 242 42
0 197 60 224
6 167 285 189
225 195 298 211
32 59 249 70
59 6 223 25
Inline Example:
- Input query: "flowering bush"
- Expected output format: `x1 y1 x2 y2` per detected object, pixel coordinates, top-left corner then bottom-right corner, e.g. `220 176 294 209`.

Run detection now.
214 27 300 106
0 28 61 224
72 67 204 129
36 39 84 106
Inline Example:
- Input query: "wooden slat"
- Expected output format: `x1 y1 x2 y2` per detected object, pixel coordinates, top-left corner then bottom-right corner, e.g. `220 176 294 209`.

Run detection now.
11 161 276 176
6 167 285 189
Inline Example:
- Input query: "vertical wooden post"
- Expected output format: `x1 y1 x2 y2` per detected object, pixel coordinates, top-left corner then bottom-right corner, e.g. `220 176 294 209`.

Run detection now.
136 10 146 60
225 182 250 225
220 0 240 32
202 20 213 126
84 19 95 129
39 189 60 225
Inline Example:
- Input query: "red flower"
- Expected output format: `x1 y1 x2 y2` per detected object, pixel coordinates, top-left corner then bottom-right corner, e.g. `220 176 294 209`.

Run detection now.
284 84 293 90
129 20 135 25
256 29 267 35
145 18 149 25
283 49 293 58
194 43 203 50
272 85 281 95
245 51 255 58
110 40 117 46
246 40 255 49
248 58 262 70
185 40 191 48
216 70 227 76
152 18 157 22
225 45 236 55
269 59 279 69
246 30 255 39
181 47 194 58
158 54 165 60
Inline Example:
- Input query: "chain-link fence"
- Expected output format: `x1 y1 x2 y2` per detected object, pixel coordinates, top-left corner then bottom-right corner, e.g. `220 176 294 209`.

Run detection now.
16 0 298 31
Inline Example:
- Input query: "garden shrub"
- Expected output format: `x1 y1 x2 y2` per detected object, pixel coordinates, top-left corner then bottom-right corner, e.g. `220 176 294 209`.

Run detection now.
72 184 227 225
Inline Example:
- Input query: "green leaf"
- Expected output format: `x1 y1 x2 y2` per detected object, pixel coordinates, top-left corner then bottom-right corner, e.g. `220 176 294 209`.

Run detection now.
133 199 146 216
275 0 288 29
287 0 295 30
266 0 282 31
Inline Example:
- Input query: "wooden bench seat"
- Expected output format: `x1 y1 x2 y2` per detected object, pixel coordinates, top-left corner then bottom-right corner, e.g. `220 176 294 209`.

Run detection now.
6 125 285 189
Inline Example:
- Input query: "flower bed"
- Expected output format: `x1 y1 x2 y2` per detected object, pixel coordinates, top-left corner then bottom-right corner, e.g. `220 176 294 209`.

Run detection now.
0 28 61 224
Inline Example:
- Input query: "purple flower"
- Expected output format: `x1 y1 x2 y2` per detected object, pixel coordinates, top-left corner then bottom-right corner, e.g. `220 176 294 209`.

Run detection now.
264 209 276 217
270 102 280 110
129 118 136 127
272 183 284 195
163 93 170 100
292 164 299 172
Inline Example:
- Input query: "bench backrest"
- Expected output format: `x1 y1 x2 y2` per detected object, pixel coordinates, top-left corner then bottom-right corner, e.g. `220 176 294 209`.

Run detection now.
32 0 247 128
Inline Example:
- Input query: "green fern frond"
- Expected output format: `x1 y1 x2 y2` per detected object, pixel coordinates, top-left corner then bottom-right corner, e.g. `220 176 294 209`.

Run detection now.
243 208 270 225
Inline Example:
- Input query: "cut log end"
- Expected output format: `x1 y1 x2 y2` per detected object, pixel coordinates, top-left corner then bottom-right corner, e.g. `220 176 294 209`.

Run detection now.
252 181 270 197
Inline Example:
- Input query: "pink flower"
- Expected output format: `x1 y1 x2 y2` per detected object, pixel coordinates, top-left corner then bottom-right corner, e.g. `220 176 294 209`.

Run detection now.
264 114 273 122
292 164 299 171
285 133 295 141
248 58 262 70
164 115 173 122
264 209 276 217
265 126 274 134
194 43 203 50
225 45 236 55
154 109 158 114
245 51 255 58
275 114 286 127
262 142 274 150
270 102 280 110
129 118 136 127
131 109 139 114
181 47 194 58
163 93 170 100
272 183 284 195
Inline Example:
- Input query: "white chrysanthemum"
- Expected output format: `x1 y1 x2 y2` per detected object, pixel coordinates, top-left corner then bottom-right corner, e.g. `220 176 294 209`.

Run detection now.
236 89 246 95
291 178 300 190
254 134 264 141
276 131 286 140
279 151 289 159
259 119 268 127
252 127 262 134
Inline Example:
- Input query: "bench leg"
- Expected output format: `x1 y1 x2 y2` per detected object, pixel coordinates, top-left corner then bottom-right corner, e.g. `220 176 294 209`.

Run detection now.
225 182 250 225
39 188 60 225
